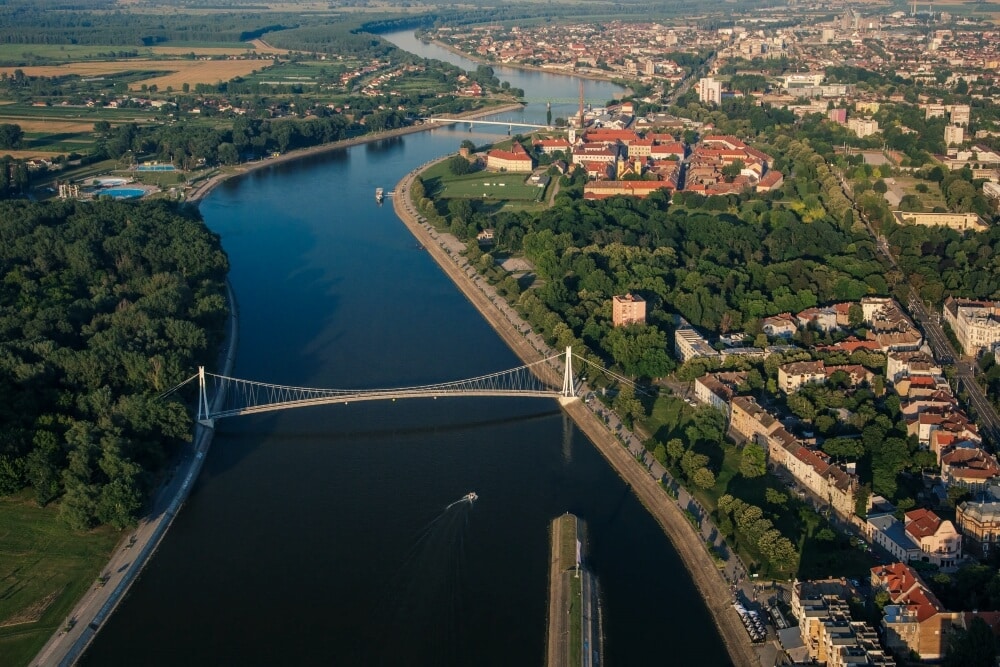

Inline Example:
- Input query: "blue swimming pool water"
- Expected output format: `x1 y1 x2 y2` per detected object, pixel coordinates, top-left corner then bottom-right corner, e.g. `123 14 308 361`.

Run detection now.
137 165 175 171
104 188 146 199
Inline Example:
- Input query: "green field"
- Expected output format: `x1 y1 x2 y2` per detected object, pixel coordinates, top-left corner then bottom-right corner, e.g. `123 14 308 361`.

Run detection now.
0 493 119 666
423 159 545 203
0 45 149 65
445 172 542 200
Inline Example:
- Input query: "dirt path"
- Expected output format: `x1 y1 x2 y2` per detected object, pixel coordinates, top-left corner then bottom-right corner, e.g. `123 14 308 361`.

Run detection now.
393 169 760 667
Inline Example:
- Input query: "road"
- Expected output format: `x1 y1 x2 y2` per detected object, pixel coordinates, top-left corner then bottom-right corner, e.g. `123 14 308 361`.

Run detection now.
834 169 1000 446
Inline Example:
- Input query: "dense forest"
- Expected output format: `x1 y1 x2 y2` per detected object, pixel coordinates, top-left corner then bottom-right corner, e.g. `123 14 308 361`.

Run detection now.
0 199 229 529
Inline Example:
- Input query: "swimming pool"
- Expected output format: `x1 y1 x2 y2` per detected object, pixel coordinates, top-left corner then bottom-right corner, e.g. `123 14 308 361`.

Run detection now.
103 188 146 199
137 164 175 172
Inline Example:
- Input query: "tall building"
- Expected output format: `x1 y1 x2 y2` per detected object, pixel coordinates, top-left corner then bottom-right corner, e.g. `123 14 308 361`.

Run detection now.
847 117 879 138
944 124 964 146
696 77 723 105
612 293 646 327
947 104 971 126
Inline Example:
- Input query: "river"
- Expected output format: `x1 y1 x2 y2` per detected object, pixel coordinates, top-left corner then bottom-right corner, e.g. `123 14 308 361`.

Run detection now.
81 31 729 666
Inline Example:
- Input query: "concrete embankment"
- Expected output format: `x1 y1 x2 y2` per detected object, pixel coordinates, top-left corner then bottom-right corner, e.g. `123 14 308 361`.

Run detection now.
547 514 601 667
393 169 759 667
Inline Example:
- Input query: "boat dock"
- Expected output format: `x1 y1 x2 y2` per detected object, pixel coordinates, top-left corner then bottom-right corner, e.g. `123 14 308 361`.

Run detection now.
546 513 602 667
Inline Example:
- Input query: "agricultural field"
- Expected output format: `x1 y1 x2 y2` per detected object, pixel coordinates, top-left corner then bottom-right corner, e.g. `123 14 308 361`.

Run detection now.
0 493 119 666
0 58 275 91
0 41 286 66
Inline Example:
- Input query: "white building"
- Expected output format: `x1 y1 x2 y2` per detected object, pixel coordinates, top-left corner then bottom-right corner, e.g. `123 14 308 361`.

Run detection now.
945 124 964 146
847 117 879 138
943 297 1000 356
697 77 723 105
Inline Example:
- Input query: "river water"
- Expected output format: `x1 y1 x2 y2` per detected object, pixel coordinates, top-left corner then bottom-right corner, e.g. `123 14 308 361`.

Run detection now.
82 31 728 666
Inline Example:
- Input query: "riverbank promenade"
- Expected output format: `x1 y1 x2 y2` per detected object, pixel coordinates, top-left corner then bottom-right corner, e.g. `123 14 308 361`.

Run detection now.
393 164 761 667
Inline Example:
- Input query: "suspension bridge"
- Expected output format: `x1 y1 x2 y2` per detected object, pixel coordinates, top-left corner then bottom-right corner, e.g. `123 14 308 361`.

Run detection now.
163 347 637 427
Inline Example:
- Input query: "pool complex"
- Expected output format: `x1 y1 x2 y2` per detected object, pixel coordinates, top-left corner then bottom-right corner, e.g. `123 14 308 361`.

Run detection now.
137 164 175 172
103 188 146 199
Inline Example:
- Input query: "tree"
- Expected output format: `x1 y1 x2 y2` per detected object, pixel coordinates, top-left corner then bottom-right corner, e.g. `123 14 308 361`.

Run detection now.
612 382 644 425
0 123 24 149
944 617 997 667
740 443 767 478
848 303 864 327
653 443 667 466
693 466 716 489
666 438 685 462
218 142 239 165
823 437 865 460
765 488 788 507
447 154 474 176
787 393 817 421
722 159 745 180
681 450 710 480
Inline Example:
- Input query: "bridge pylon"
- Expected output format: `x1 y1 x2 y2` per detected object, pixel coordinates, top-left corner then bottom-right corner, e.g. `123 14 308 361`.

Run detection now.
560 346 578 405
197 366 214 428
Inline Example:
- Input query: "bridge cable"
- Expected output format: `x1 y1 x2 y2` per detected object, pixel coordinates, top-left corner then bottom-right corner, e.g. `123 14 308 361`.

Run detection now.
156 372 199 401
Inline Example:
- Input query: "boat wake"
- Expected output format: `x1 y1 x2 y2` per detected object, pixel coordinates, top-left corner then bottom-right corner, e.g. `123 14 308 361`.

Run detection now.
445 491 478 510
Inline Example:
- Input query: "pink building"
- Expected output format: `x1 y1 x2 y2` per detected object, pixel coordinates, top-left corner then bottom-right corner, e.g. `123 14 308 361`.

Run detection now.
612 293 646 327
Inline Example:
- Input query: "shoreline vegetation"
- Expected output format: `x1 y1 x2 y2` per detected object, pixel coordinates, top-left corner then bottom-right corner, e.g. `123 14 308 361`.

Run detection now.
183 102 526 205
30 282 239 667
391 164 758 666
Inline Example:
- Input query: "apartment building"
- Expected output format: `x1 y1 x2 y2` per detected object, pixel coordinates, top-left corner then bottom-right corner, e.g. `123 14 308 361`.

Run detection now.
792 580 895 666
778 360 826 393
612 293 646 326
673 318 719 361
942 296 1000 356
871 563 964 660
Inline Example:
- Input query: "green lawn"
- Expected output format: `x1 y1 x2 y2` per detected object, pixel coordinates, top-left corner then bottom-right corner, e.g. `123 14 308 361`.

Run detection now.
640 394 692 443
441 171 542 201
0 493 119 666
556 514 577 569
0 45 148 65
